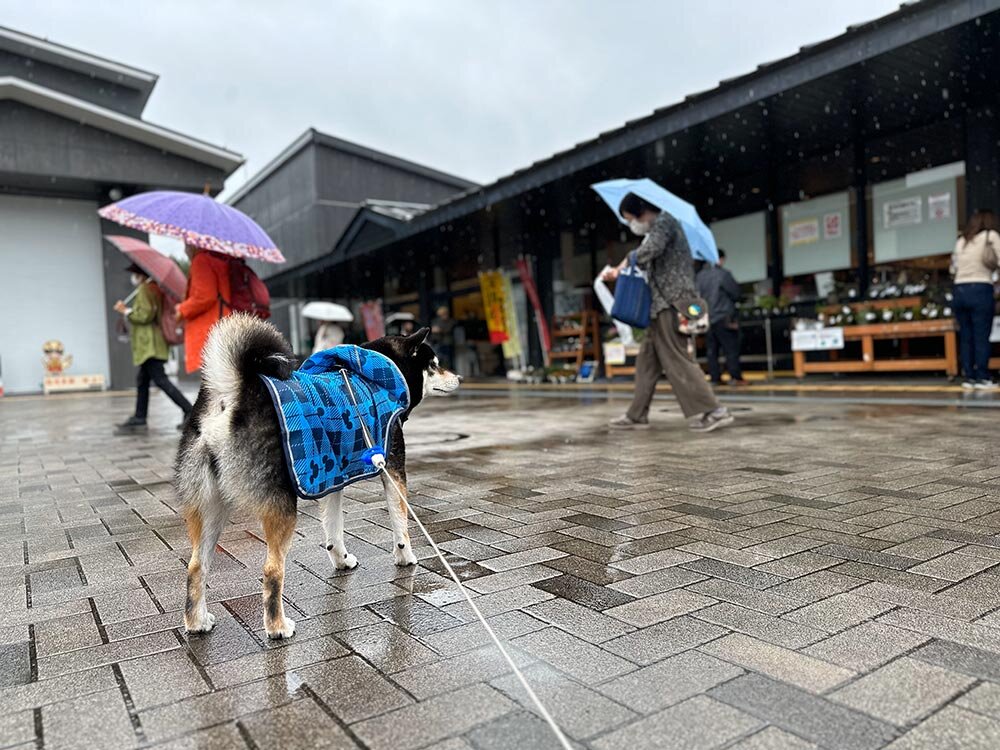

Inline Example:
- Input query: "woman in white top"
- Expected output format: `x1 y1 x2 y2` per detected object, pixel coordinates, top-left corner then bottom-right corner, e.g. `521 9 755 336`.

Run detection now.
951 210 999 388
312 321 346 354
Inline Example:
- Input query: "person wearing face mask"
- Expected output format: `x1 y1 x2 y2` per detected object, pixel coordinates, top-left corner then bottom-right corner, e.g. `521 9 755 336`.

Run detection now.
113 264 193 432
601 193 733 433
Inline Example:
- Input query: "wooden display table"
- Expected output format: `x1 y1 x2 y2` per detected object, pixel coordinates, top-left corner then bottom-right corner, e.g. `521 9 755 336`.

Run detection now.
794 319 957 378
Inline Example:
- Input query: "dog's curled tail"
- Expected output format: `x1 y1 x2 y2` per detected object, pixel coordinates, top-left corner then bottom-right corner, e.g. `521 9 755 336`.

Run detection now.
200 313 294 395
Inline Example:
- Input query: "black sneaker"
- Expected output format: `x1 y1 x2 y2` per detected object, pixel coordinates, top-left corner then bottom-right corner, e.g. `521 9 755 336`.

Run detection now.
974 380 999 390
962 380 977 389
689 408 734 433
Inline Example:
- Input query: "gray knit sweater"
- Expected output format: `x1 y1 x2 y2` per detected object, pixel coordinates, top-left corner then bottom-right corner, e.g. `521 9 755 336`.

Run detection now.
632 212 698 317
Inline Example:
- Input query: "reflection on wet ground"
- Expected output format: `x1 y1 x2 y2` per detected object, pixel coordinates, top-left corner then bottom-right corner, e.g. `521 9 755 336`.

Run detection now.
3 388 1000 748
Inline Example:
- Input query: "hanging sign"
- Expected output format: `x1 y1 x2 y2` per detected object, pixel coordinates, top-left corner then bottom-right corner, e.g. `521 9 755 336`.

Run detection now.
479 270 510 345
515 257 551 365
499 273 522 359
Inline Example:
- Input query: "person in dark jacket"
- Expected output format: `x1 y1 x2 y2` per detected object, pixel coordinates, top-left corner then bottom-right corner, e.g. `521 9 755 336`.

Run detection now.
696 249 747 386
114 264 192 432
602 194 733 433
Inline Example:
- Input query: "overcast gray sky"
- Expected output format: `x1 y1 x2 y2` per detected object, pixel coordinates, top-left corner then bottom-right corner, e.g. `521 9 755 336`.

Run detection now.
3 0 902 197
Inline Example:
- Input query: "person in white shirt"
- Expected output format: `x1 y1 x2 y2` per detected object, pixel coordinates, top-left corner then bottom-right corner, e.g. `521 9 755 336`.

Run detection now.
312 321 346 354
951 210 999 389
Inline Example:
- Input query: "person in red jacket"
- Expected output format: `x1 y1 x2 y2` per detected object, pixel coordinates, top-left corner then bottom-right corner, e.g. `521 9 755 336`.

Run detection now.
176 247 232 373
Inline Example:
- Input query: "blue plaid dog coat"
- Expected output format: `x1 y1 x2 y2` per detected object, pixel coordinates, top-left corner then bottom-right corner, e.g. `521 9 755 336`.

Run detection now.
259 346 410 499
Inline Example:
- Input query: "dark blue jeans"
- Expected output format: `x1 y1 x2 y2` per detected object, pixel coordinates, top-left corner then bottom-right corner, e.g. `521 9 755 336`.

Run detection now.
952 283 995 381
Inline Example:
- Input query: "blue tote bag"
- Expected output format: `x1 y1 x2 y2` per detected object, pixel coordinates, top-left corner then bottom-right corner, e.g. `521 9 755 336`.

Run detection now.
611 253 651 329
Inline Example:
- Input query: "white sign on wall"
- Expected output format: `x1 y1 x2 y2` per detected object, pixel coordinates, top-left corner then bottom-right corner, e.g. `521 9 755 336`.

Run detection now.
883 197 922 229
823 212 843 240
792 327 845 351
789 219 820 246
928 192 952 222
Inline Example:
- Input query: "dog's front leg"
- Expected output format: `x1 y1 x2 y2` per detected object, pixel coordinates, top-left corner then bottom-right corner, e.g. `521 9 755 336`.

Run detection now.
320 490 358 570
382 468 417 566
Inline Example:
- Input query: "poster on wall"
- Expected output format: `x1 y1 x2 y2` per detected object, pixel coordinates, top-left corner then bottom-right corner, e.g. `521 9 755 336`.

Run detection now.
823 212 842 240
883 196 922 229
789 218 820 246
928 192 952 222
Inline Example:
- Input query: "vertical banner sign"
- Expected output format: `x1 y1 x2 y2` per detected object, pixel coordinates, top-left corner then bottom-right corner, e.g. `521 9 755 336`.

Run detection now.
515 256 551 366
479 271 510 345
359 300 385 340
500 273 523 359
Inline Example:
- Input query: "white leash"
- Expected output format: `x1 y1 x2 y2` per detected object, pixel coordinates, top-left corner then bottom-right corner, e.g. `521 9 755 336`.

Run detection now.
339 371 571 749
371 454 574 750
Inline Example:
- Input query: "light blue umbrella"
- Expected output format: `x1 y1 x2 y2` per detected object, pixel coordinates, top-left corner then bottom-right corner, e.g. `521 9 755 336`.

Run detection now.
591 178 719 263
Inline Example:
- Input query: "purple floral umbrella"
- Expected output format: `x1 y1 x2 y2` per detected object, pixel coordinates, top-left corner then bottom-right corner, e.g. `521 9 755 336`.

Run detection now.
98 191 286 264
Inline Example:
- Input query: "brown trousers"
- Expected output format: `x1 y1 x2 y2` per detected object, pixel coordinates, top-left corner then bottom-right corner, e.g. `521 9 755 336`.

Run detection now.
626 309 719 420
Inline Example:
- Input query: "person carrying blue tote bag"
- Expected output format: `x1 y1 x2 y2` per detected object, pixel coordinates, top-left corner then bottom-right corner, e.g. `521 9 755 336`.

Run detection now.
610 252 651 329
597 189 733 434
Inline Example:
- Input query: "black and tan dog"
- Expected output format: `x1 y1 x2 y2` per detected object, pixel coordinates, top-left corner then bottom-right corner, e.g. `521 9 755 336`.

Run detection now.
175 313 460 639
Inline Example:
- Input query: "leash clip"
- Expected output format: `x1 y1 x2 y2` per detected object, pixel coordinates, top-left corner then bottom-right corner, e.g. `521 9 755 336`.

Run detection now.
362 447 386 468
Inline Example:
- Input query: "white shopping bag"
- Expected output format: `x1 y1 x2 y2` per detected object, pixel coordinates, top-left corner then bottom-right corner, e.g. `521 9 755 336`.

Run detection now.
593 268 635 346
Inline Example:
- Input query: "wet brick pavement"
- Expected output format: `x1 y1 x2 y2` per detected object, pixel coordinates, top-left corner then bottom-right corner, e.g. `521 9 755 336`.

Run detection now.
2 388 1000 748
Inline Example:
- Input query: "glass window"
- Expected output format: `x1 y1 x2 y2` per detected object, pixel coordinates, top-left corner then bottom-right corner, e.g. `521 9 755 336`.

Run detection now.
780 191 853 276
872 163 962 262
710 211 767 282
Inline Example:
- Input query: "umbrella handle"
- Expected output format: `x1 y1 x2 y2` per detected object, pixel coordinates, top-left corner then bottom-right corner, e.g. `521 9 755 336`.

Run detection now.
119 280 147 307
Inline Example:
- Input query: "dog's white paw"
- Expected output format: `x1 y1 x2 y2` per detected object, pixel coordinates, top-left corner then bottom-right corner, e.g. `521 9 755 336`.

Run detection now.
333 551 358 571
185 610 215 634
394 544 418 567
266 617 296 640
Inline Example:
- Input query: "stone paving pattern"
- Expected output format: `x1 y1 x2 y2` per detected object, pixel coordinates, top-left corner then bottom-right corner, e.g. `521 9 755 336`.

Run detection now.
3 389 1000 748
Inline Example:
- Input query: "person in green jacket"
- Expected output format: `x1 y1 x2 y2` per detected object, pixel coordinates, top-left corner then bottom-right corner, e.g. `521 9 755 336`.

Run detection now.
114 264 192 432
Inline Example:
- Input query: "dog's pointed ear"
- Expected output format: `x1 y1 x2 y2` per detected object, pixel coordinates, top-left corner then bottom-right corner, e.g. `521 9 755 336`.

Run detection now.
404 327 430 353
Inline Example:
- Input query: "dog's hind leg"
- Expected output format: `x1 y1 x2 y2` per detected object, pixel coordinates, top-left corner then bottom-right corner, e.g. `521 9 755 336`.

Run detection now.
382 469 417 567
261 508 297 639
320 491 358 571
183 499 228 633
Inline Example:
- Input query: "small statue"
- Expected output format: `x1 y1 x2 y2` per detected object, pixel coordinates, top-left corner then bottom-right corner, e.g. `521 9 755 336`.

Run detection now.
42 340 73 374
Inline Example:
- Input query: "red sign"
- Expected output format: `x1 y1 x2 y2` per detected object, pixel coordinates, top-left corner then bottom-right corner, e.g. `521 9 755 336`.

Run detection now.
515 257 551 364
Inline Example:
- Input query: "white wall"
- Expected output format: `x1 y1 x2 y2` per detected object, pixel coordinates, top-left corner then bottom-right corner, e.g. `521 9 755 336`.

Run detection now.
0 195 108 394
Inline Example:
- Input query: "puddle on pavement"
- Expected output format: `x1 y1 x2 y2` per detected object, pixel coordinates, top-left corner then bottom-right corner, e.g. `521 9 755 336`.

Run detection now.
400 430 470 444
